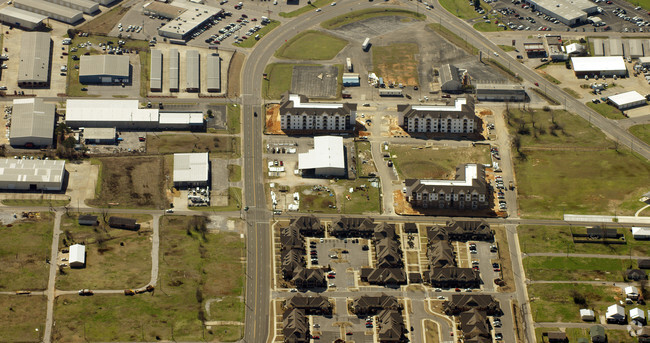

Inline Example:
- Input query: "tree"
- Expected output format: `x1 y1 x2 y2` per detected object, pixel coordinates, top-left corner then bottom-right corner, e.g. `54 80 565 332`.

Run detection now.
473 0 480 9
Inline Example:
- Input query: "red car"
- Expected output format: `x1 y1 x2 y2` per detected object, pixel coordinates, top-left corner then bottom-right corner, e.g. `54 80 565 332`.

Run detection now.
139 137 146 142
455 288 461 292
534 82 539 86
327 274 335 279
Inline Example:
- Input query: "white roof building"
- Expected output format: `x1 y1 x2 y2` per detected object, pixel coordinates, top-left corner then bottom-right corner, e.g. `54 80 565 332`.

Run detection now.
631 307 646 321
606 304 625 320
9 98 55 147
566 43 586 55
0 159 65 191
0 6 47 29
298 136 346 177
157 1 221 40
571 56 627 77
173 152 209 187
626 285 640 297
69 243 85 268
633 227 650 239
608 91 647 110
580 309 595 321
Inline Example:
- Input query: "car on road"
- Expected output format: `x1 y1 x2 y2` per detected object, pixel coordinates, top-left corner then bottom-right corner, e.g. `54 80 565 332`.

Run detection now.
316 8 322 11
330 1 336 4
289 288 297 292
493 52 499 56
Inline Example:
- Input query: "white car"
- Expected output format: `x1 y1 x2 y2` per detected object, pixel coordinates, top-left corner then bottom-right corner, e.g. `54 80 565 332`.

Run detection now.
493 52 499 57
330 1 336 5
316 8 322 11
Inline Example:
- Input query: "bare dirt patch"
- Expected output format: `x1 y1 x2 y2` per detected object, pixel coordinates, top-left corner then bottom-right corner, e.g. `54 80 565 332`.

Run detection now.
77 6 130 36
372 43 420 86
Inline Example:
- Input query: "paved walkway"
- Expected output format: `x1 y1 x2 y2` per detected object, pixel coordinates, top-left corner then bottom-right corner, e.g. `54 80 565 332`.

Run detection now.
534 322 629 330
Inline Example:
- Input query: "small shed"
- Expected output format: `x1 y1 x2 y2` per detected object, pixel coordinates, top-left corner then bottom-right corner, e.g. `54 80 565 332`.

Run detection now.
590 325 606 343
69 244 86 268
403 223 418 233
580 308 595 321
626 285 640 300
606 304 626 323
633 227 650 240
631 307 646 324
78 215 98 226
548 331 567 342
108 216 139 231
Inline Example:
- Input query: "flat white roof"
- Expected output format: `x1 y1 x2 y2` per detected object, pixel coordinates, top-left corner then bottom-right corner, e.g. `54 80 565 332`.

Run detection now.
0 159 65 184
580 309 595 316
66 99 159 123
419 164 478 187
632 227 650 236
626 285 639 294
0 6 47 24
607 304 625 317
640 56 650 64
608 91 646 106
571 56 626 72
289 94 343 110
631 308 645 319
158 1 220 36
69 244 85 265
412 98 467 112
159 112 204 125
173 152 209 183
298 136 345 170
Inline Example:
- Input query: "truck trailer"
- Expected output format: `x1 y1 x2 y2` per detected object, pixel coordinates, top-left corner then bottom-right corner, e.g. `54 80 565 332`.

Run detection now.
362 37 370 51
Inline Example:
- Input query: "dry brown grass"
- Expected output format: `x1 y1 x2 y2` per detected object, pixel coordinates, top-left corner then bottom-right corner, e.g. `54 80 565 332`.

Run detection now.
227 51 244 98
494 225 515 293
77 5 130 36
0 295 46 342
146 134 239 158
372 43 420 86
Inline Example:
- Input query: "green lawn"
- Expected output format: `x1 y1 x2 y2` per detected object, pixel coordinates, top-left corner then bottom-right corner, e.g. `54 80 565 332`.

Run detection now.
226 103 241 134
335 179 381 214
506 108 650 218
528 283 617 322
629 124 650 145
475 22 506 32
0 295 46 342
519 225 650 256
498 44 516 51
524 256 634 282
279 0 331 18
262 63 321 99
587 102 626 120
234 20 280 48
274 30 348 60
297 185 338 214
0 213 53 291
427 23 478 55
627 0 650 11
389 145 491 179
563 87 582 99
320 8 425 29
53 216 244 342
439 0 489 19
540 72 562 84
535 328 615 343
228 164 242 182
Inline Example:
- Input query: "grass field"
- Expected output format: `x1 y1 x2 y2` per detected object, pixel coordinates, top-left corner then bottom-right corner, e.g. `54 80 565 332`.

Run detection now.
335 179 381 214
228 164 242 182
474 22 506 31
531 88 560 105
56 213 153 290
0 213 53 291
297 185 338 214
519 225 650 256
53 216 244 342
524 256 634 282
498 44 516 51
77 6 129 35
506 108 650 218
234 20 280 48
534 328 625 343
439 0 488 19
527 283 617 322
227 103 241 134
587 102 626 119
279 0 331 18
372 43 420 86
563 87 582 99
627 0 650 11
426 24 478 55
539 72 562 84
87 156 169 209
1 199 70 207
275 30 348 60
262 63 321 99
146 134 240 158
629 124 650 145
321 8 425 29
389 145 491 179
0 295 46 342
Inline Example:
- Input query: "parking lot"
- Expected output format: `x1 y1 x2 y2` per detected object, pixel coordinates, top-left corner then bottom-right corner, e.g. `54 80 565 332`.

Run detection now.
307 236 371 287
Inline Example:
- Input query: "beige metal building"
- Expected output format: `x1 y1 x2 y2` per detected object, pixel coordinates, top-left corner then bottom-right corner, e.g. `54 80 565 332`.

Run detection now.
18 32 52 88
0 6 46 30
150 49 163 92
186 50 200 92
9 98 55 147
14 0 84 24
79 55 130 84
0 159 66 191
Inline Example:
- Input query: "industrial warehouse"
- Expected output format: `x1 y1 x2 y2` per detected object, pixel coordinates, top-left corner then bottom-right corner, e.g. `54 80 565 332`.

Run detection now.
607 91 647 110
570 56 628 77
525 0 597 25
173 152 209 188
169 49 180 92
206 53 221 93
14 0 84 24
0 158 66 191
9 98 56 148
150 49 163 92
18 32 52 88
65 99 204 130
298 136 346 177
0 6 46 30
79 55 131 85
156 1 222 40
186 50 200 92
475 83 527 102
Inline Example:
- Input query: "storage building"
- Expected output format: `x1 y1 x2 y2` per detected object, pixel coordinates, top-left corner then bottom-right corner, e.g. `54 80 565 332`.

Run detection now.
157 1 221 40
608 91 646 110
606 304 626 323
79 55 130 84
173 152 209 188
206 53 221 92
640 56 650 67
108 217 139 230
0 6 46 30
476 83 526 102
0 158 65 191
342 73 360 87
18 32 52 88
169 48 179 92
629 39 644 58
158 112 204 130
298 136 346 177
592 38 604 56
143 1 186 19
609 38 623 56
524 42 546 57
633 227 650 240
69 244 86 268
14 0 84 24
186 50 200 92
9 98 55 148
527 0 591 25
631 308 646 323
83 127 116 144
440 64 463 93
150 49 162 92
78 215 98 226
571 56 627 77
580 309 595 321
566 43 586 56
44 0 99 14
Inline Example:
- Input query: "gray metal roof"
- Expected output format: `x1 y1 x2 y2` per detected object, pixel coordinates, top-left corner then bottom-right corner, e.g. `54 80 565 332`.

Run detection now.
83 127 116 140
79 55 129 77
0 6 47 25
206 53 220 91
173 152 208 183
609 38 623 56
150 49 162 90
169 49 179 90
0 158 65 184
10 98 55 140
629 39 643 57
186 50 199 90
46 0 99 13
18 32 51 84
14 0 83 22
593 38 604 56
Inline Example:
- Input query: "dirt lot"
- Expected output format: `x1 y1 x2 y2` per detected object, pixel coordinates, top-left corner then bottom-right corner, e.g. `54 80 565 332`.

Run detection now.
146 134 239 158
389 144 492 179
372 43 420 86
56 213 153 290
87 156 170 209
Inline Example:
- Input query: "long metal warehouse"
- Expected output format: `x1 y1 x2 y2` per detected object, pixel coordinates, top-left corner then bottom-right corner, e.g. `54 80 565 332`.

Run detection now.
14 0 83 24
628 39 644 58
592 38 604 56
18 32 52 88
44 0 99 15
186 50 200 92
609 38 623 56
0 158 65 191
206 53 221 93
169 48 179 92
150 49 162 92
0 6 46 30
9 98 55 147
